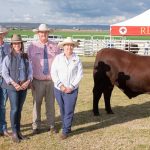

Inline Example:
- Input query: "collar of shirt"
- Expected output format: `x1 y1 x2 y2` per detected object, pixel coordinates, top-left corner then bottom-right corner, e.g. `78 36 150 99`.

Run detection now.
63 52 76 58
62 52 78 65
37 41 56 52
38 40 49 46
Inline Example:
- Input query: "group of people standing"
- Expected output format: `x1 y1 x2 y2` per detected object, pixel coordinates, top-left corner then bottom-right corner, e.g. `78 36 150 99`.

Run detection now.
0 23 83 143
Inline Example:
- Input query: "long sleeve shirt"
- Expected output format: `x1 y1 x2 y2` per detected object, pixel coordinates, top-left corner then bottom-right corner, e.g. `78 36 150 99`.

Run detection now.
27 40 61 80
0 42 10 76
2 54 33 85
51 52 83 90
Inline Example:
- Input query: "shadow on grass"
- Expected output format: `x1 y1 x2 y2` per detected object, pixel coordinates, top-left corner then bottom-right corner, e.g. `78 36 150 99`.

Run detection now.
71 100 150 136
19 100 150 137
18 117 62 137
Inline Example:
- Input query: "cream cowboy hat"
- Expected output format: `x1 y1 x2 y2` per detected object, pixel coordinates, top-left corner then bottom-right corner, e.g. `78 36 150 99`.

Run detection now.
0 26 8 34
32 24 53 33
10 34 26 43
58 37 79 48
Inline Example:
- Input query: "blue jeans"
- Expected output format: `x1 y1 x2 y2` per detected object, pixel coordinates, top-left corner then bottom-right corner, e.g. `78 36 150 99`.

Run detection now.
54 88 78 135
0 78 8 133
7 89 27 133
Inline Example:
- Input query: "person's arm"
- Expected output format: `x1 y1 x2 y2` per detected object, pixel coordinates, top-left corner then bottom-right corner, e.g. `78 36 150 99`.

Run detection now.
64 59 83 94
70 59 83 89
21 60 33 90
27 60 33 81
51 56 63 88
2 56 13 84
27 43 33 61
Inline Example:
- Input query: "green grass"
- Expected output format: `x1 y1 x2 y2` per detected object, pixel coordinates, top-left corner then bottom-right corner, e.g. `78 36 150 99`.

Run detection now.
1 56 150 150
6 29 108 39
125 36 150 40
7 29 34 38
6 29 150 40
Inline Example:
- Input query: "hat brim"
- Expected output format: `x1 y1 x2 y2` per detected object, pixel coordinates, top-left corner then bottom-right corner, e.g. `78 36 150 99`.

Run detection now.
0 30 8 35
58 41 79 48
32 29 53 33
11 40 27 43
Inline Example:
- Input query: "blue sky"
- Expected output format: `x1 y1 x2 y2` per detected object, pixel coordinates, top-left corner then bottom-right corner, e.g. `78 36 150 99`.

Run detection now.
0 0 149 25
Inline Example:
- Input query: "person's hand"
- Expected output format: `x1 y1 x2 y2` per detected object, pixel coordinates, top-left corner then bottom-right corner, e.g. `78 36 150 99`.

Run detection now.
60 85 73 93
21 80 30 90
11 81 22 91
60 85 66 92
64 87 73 94
29 82 34 90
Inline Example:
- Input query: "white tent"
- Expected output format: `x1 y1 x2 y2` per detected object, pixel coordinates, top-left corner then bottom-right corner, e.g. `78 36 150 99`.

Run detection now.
110 9 150 36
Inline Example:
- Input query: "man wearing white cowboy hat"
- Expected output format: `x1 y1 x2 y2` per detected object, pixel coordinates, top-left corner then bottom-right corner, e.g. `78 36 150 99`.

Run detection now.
0 26 11 137
51 37 83 139
27 23 61 135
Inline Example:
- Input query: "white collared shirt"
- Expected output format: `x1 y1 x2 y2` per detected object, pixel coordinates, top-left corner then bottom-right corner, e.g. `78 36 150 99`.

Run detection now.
51 52 83 90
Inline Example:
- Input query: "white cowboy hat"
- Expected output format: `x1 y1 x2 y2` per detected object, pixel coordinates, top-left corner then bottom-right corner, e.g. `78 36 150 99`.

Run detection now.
58 37 79 48
32 24 53 33
0 26 8 34
10 34 26 43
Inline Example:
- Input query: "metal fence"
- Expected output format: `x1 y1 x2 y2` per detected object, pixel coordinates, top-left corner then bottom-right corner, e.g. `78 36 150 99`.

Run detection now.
5 35 150 56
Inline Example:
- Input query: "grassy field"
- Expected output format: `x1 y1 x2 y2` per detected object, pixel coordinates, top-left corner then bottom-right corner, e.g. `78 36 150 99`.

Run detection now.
6 29 150 40
1 56 150 150
6 29 108 38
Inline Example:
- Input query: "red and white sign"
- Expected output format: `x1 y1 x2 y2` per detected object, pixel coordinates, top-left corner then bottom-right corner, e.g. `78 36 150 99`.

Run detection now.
110 9 150 36
110 26 150 36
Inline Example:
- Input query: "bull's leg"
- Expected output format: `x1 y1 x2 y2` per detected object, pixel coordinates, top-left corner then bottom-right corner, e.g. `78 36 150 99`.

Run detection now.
93 85 103 116
103 86 114 114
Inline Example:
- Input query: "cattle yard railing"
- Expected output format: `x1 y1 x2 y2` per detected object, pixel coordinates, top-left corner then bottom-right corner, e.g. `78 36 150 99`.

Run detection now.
5 35 150 56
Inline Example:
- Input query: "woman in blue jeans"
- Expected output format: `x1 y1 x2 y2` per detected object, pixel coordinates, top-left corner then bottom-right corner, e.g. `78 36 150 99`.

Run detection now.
51 37 83 139
2 34 33 143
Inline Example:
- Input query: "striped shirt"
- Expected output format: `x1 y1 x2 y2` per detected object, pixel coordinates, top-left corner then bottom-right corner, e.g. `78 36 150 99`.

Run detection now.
27 40 61 80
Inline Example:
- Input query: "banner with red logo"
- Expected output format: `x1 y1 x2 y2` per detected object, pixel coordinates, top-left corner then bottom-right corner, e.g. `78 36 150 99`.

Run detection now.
110 26 150 36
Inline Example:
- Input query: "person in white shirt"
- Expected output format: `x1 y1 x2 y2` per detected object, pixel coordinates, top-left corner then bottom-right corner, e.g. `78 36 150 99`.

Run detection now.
51 37 83 139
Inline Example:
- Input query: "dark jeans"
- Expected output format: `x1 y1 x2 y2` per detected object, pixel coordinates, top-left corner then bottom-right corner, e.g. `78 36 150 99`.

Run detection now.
7 89 27 133
54 88 78 135
0 78 8 133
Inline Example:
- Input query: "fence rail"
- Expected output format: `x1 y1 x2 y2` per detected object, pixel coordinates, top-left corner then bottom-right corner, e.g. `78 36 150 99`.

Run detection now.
5 35 150 56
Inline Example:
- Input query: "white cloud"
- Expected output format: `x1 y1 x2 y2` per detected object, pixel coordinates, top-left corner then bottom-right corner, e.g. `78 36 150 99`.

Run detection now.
0 0 150 25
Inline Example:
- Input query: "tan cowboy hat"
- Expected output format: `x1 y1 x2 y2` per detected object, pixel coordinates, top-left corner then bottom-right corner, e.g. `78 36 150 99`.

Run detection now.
11 34 26 43
58 37 79 48
32 24 53 33
0 26 8 35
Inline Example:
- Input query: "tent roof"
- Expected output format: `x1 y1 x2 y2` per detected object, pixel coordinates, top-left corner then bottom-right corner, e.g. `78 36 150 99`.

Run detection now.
111 9 150 26
110 9 150 36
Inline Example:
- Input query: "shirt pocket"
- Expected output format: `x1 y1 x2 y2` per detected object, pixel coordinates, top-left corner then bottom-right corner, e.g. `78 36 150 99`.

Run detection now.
34 52 42 59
